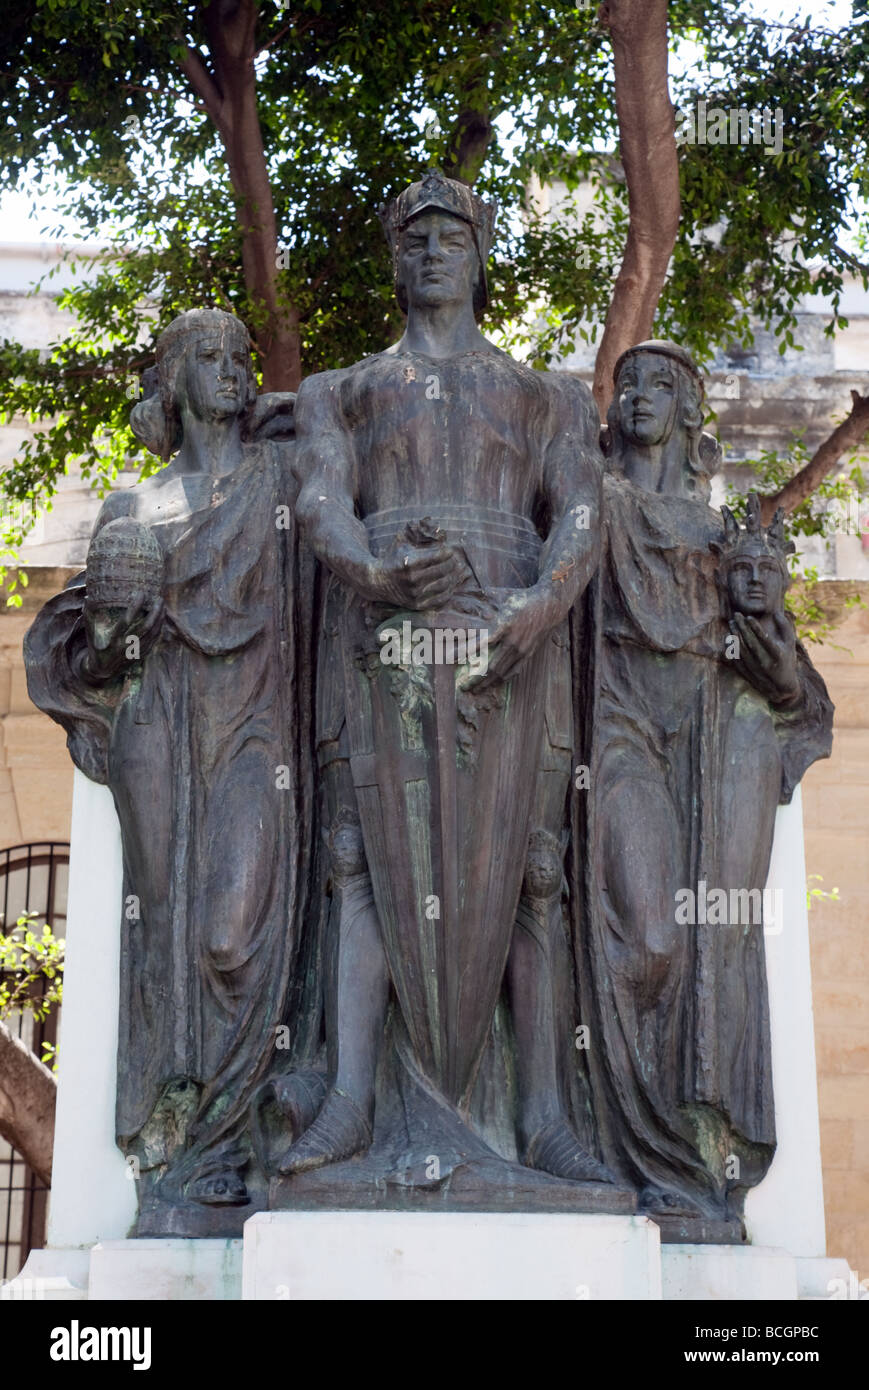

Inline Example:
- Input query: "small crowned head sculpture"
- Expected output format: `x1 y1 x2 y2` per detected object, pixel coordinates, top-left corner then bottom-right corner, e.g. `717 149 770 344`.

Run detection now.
713 491 795 619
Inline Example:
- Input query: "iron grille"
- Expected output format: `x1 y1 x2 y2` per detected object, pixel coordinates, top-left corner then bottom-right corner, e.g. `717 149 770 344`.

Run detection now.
0 842 69 1281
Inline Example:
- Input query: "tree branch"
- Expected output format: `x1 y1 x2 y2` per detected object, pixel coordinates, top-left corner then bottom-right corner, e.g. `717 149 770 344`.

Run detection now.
254 20 293 60
0 1020 55 1187
763 389 869 521
173 0 301 390
178 43 230 141
593 0 681 420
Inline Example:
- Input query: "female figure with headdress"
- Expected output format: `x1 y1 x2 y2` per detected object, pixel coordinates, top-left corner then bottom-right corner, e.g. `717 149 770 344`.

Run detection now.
578 341 833 1238
24 309 312 1231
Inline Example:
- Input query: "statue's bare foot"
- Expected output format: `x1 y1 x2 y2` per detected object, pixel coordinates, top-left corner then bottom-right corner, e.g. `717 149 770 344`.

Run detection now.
189 1170 249 1206
277 1089 372 1176
523 1118 613 1185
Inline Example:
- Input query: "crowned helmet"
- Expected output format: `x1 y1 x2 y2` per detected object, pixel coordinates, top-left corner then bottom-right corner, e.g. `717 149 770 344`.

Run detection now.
713 491 795 574
378 169 498 314
86 517 164 607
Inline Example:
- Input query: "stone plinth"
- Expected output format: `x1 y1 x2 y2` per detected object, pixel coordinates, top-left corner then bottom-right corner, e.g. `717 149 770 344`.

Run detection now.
242 1211 662 1301
88 1239 243 1301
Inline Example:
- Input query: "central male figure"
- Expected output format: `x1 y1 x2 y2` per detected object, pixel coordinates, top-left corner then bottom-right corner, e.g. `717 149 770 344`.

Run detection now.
287 172 608 1191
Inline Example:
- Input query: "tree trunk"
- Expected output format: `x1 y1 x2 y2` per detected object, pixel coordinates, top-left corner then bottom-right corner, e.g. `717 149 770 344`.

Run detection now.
593 0 681 420
763 390 869 521
442 28 508 187
0 1021 55 1187
442 107 493 187
179 0 302 391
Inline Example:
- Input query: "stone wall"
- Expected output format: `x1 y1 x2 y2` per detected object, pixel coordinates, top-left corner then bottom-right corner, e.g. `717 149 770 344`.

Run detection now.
0 570 73 847
802 583 869 1282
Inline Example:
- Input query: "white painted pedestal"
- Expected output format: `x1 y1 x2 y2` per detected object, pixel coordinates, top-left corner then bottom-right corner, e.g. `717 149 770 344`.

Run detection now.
242 1212 661 1301
3 776 852 1302
661 1245 852 1302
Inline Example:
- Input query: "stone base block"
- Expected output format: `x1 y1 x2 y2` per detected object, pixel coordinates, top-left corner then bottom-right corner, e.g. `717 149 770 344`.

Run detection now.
1 1248 89 1301
88 1239 243 1300
9 1233 853 1301
662 1245 854 1301
5 1240 243 1301
242 1211 662 1301
663 1245 798 1300
795 1257 856 1301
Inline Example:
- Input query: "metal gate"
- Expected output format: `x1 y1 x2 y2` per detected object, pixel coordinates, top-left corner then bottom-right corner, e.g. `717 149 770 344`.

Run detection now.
0 843 69 1280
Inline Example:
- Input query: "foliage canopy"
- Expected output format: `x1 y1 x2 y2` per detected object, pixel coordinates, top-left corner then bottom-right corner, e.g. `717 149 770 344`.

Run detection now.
0 1 866 576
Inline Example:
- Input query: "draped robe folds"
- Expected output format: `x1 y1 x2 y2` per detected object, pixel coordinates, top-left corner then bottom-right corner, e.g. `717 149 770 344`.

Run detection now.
24 441 315 1227
573 471 833 1235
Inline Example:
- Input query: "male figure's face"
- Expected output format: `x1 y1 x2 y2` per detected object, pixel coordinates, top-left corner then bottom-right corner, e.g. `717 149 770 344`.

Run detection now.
182 328 250 422
725 548 787 617
616 352 679 447
398 210 479 311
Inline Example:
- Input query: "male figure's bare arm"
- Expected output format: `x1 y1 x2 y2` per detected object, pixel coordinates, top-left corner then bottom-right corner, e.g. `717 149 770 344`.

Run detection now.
534 375 603 624
472 378 602 689
294 372 384 602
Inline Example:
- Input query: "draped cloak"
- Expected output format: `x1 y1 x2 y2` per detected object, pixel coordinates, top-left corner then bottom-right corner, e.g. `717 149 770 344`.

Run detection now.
24 440 316 1226
570 471 833 1233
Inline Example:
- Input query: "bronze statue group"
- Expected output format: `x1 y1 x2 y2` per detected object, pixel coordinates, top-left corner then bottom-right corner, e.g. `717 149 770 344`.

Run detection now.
25 172 831 1243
